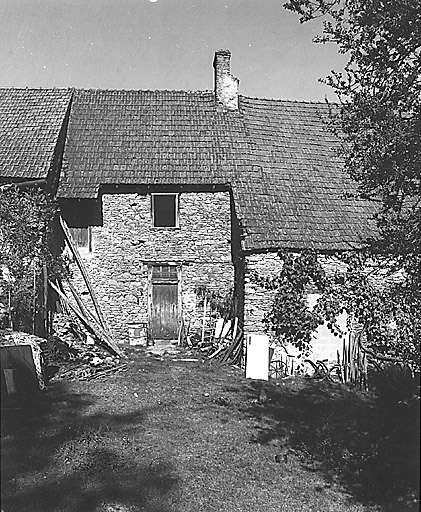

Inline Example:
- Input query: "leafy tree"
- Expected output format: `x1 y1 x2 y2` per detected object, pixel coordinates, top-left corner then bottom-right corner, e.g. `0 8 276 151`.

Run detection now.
284 0 420 259
263 0 421 368
0 186 68 332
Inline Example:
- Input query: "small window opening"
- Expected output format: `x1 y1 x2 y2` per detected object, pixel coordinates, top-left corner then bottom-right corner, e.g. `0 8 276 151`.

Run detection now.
152 194 178 228
151 265 178 283
69 227 92 252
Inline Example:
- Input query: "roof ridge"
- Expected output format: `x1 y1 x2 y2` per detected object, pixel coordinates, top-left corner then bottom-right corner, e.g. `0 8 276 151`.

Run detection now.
0 87 337 105
239 94 338 105
0 86 74 92
74 88 214 94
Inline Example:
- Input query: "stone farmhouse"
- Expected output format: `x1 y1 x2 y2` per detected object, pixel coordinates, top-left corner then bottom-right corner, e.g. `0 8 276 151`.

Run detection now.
0 50 375 363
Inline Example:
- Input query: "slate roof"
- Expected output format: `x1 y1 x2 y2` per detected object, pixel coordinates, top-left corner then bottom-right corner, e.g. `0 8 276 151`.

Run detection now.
58 89 248 198
233 97 376 251
0 88 72 180
0 86 376 251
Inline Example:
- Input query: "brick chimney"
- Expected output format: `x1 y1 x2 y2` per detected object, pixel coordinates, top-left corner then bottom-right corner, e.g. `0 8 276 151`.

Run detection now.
213 49 239 110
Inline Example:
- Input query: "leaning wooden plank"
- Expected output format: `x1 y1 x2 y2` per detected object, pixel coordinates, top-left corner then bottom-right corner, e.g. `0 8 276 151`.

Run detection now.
59 217 109 332
230 343 243 366
67 280 98 325
231 317 238 342
208 345 224 360
220 336 241 363
177 318 184 346
50 280 124 358
49 281 124 358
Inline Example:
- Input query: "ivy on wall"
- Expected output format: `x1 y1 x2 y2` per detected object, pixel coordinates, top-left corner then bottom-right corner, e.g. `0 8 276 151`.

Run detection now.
0 186 69 332
252 250 420 371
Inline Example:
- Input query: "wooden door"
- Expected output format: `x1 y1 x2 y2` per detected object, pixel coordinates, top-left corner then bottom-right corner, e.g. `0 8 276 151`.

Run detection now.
150 265 179 340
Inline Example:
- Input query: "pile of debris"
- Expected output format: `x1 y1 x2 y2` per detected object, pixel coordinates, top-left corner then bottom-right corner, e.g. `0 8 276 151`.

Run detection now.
180 287 243 367
45 313 127 381
1 317 128 388
183 316 243 366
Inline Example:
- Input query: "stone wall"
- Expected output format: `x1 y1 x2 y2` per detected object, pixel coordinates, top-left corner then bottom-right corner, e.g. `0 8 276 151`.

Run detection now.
71 191 233 341
244 253 283 336
244 253 348 364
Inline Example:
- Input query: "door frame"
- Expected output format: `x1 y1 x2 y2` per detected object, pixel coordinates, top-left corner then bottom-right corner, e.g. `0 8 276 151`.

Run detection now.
147 263 182 341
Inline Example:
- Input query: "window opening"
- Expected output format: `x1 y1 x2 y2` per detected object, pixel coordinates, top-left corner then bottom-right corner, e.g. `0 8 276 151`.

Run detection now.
151 265 178 283
152 194 179 228
69 227 92 252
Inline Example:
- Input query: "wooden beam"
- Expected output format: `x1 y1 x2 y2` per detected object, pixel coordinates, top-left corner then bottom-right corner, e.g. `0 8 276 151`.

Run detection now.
67 280 98 325
49 280 124 358
59 217 109 332
43 261 48 336
201 296 207 345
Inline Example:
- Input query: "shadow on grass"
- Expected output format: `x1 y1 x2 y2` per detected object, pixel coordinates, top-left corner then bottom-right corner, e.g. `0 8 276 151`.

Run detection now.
243 378 420 512
1 382 179 512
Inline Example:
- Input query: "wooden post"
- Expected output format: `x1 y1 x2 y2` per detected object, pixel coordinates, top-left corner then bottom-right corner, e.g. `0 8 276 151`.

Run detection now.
232 317 238 342
8 282 13 331
201 296 207 345
32 261 37 335
43 261 48 336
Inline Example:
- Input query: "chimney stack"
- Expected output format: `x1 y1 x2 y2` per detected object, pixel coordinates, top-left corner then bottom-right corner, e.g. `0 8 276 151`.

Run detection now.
213 49 239 110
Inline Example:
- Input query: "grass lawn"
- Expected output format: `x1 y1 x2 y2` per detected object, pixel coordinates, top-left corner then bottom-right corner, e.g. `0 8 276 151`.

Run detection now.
1 347 419 512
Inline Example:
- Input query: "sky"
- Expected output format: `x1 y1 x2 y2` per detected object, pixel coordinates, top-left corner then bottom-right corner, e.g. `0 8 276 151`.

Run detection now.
0 0 347 101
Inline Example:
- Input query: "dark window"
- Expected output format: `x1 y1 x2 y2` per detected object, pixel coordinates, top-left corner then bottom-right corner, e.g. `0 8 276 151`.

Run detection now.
69 227 92 251
152 194 178 228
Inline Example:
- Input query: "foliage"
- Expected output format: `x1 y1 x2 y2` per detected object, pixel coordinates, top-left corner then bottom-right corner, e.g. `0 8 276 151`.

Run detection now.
0 186 69 330
254 251 326 356
195 284 235 319
255 250 420 370
276 0 421 368
326 251 420 369
283 0 421 268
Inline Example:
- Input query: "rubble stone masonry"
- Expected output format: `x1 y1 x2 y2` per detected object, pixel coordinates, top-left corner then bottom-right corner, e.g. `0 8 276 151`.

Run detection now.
73 191 233 341
244 252 347 363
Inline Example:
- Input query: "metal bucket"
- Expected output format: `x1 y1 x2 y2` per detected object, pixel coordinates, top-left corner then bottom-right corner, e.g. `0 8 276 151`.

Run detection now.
127 323 148 346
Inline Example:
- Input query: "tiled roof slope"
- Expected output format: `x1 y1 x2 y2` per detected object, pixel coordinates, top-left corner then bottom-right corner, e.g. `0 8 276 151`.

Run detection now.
0 88 72 180
56 88 375 251
233 97 376 251
57 89 249 198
